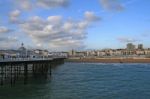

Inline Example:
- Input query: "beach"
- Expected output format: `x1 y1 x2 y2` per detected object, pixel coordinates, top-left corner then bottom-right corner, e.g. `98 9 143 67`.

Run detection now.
65 58 150 63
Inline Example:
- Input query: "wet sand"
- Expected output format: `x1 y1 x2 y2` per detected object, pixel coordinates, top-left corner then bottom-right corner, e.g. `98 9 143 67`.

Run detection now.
65 58 150 63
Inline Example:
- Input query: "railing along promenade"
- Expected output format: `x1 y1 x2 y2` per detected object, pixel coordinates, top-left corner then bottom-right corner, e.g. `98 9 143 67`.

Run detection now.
0 57 65 86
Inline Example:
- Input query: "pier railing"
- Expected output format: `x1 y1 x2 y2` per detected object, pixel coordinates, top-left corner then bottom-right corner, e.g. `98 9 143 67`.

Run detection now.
0 56 67 62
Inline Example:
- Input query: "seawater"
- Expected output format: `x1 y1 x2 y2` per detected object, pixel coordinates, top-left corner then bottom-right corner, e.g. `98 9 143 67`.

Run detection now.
1 63 150 99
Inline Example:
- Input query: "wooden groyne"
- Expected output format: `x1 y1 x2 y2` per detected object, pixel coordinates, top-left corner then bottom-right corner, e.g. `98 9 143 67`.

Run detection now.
0 58 65 86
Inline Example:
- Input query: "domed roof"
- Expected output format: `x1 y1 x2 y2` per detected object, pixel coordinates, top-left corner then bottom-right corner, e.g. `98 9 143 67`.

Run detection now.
18 43 26 51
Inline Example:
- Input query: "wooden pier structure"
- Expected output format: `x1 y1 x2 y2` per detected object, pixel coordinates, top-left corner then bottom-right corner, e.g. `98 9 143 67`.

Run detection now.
0 58 65 86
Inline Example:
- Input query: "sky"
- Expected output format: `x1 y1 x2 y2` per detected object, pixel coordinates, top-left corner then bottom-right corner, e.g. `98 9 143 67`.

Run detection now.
0 0 150 51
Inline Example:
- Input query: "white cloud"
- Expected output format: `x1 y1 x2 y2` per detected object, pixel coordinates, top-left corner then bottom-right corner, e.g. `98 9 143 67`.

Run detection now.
9 9 21 23
14 0 69 10
47 16 62 25
37 0 69 8
19 11 100 50
117 37 140 43
0 26 12 33
0 36 18 49
0 36 17 42
100 0 124 11
0 25 17 49
84 11 101 22
14 0 32 10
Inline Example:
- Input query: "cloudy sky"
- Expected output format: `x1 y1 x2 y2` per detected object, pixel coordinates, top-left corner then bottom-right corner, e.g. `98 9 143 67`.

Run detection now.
0 0 150 51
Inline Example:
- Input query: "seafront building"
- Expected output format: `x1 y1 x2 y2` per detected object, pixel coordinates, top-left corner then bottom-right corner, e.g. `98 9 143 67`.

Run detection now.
138 44 143 50
0 43 52 60
1 43 150 59
0 43 68 60
68 43 150 58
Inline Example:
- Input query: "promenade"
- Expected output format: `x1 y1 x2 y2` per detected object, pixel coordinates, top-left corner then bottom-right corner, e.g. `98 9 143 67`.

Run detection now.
66 58 150 63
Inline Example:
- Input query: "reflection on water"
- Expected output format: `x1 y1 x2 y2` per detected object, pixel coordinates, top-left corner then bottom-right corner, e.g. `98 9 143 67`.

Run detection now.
1 63 150 99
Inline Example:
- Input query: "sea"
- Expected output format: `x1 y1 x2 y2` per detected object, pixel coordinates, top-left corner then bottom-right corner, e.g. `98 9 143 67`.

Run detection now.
1 62 150 99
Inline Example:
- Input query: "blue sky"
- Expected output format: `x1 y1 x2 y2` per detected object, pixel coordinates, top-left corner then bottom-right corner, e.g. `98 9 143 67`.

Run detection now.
0 0 150 50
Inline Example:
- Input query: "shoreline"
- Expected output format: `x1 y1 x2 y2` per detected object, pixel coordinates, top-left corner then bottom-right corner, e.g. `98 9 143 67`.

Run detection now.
65 58 150 63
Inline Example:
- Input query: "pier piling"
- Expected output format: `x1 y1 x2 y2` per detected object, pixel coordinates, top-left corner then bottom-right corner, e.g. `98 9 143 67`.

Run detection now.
0 58 65 86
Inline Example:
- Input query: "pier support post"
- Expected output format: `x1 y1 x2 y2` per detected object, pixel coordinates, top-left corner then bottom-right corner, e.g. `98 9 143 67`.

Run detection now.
5 65 7 79
49 64 52 76
24 63 28 84
10 64 13 86
0 66 4 86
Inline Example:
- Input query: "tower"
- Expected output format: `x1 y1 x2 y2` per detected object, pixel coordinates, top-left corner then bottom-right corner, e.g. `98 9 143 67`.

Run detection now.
21 42 24 47
126 43 135 50
138 44 143 50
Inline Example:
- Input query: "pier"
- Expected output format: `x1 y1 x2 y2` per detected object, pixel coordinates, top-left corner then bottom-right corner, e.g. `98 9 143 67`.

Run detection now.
0 58 65 86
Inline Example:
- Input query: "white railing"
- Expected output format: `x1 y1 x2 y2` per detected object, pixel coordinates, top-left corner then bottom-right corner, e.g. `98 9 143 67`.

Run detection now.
0 56 66 62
